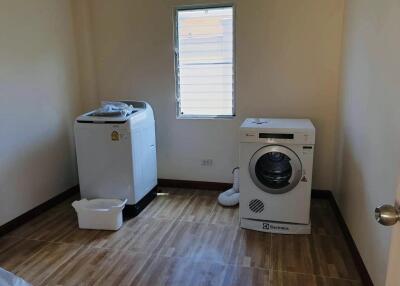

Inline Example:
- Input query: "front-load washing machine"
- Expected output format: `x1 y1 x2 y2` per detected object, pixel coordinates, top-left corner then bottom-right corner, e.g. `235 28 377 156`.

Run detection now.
239 118 315 234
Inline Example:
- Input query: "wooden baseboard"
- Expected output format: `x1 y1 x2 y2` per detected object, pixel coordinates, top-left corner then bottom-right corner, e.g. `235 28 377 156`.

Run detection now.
323 191 374 286
158 181 333 198
311 189 332 199
158 179 232 191
0 185 79 237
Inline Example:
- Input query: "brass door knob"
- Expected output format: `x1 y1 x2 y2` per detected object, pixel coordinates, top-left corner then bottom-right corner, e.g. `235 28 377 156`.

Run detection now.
375 204 400 226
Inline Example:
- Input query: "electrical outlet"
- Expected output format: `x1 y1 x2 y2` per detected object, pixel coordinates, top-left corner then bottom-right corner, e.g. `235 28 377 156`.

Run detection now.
201 159 213 167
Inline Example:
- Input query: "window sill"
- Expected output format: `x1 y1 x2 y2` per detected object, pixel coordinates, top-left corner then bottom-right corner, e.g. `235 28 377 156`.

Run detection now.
177 115 236 120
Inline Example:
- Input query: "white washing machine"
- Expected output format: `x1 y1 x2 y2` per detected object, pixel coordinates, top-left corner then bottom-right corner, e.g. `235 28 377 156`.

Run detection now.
239 118 315 234
74 101 157 217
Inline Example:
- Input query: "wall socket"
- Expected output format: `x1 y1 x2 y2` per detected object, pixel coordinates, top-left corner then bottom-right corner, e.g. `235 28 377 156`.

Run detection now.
201 159 213 167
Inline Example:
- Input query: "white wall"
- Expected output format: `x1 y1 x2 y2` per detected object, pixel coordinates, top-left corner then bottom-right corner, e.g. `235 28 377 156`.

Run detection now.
337 1 400 285
71 0 99 111
79 0 344 190
0 0 81 225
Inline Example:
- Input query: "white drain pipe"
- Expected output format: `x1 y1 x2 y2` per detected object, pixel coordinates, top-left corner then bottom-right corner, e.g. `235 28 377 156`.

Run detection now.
218 167 239 206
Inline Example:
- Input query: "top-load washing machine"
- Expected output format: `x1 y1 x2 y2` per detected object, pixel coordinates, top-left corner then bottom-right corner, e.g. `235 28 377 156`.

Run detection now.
74 101 157 217
239 118 315 234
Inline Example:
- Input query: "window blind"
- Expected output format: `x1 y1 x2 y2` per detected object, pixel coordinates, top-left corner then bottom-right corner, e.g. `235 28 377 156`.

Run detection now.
176 6 234 117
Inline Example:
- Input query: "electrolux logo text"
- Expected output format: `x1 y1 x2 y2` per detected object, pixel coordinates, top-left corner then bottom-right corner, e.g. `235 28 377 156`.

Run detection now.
262 223 289 231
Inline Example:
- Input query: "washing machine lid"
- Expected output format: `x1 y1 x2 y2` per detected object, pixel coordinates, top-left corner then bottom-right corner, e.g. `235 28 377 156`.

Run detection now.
240 118 315 144
241 118 315 133
76 101 147 123
249 145 302 194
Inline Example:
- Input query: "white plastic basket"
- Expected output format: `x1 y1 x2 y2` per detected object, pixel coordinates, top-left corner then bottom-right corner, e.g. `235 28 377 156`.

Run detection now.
72 198 127 231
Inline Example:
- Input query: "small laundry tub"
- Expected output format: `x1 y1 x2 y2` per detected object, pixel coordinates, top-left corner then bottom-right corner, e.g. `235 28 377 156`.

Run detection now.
72 198 127 230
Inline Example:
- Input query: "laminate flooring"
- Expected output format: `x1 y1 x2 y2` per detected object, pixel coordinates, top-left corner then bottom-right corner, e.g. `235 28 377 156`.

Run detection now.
0 188 361 286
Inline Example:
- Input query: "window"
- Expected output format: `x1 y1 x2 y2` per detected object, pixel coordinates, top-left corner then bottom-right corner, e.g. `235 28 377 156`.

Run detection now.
175 6 235 118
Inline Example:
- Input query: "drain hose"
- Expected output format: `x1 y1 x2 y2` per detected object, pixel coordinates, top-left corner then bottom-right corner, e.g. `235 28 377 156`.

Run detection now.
218 167 239 206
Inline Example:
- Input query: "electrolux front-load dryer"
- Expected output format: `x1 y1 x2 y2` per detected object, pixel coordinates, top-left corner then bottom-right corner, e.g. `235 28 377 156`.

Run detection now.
239 118 315 234
74 101 157 217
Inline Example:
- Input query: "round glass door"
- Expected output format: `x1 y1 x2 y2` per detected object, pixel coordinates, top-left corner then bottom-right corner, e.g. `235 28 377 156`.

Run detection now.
249 145 302 194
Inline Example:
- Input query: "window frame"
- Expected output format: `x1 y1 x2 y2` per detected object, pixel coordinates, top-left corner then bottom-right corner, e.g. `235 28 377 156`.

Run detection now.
174 4 236 119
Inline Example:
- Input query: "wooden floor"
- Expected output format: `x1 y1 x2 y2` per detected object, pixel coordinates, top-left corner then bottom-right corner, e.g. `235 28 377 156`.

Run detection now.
0 188 361 286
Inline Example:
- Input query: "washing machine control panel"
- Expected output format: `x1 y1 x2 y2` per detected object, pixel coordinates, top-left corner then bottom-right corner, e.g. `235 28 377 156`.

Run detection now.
241 130 314 145
240 118 315 145
259 133 294 139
